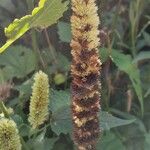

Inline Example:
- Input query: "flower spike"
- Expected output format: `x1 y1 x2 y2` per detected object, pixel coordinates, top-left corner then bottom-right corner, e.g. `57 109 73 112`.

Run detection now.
70 0 101 149
28 71 49 129
0 118 21 150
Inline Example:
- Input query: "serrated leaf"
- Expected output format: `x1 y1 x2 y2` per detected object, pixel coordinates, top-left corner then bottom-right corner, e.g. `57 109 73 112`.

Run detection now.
0 46 37 78
0 0 69 53
50 90 135 135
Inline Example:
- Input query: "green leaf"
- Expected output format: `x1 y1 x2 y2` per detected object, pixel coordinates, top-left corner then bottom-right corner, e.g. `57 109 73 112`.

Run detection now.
27 130 58 150
19 124 31 137
50 90 70 113
96 132 125 150
133 51 150 63
11 114 23 127
57 21 72 43
51 106 72 135
0 46 37 78
100 111 135 130
41 48 70 74
0 0 69 53
143 32 150 46
110 49 144 114
50 90 135 135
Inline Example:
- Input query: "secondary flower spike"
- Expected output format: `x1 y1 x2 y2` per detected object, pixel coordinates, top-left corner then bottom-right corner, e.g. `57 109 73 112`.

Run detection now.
71 0 101 149
0 118 22 150
28 71 49 129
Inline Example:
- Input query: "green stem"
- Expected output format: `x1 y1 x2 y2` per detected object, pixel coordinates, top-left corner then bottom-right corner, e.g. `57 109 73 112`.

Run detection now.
31 30 46 70
44 29 58 65
20 136 30 150
0 101 10 118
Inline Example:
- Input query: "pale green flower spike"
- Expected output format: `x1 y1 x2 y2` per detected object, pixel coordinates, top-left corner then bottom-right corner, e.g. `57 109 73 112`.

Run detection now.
0 118 21 150
28 71 49 129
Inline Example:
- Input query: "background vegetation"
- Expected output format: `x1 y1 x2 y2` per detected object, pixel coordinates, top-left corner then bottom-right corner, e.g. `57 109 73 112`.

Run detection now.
0 0 150 149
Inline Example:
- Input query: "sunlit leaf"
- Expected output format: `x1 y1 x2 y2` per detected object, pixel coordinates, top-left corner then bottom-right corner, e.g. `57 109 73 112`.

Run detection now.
0 0 69 53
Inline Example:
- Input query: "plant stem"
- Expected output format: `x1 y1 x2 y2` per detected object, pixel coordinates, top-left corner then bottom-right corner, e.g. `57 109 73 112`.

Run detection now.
44 29 58 64
26 0 46 69
20 136 30 150
31 30 46 70
0 101 10 118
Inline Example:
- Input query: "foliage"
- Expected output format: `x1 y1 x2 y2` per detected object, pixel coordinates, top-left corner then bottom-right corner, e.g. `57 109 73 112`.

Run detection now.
0 46 37 82
0 0 149 149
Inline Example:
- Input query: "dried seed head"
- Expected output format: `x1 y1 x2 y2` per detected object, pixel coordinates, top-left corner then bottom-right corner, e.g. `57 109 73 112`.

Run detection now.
28 71 49 129
0 118 21 150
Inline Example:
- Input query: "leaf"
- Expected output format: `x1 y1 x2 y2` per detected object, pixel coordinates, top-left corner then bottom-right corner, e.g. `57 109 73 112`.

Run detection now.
143 32 150 46
145 132 150 150
110 49 144 114
100 111 135 130
27 130 58 150
57 21 72 43
41 48 70 74
0 46 37 78
0 0 69 53
49 90 70 113
11 114 23 127
133 51 150 63
19 124 31 137
96 132 125 150
51 106 72 135
50 90 135 135
57 52 71 72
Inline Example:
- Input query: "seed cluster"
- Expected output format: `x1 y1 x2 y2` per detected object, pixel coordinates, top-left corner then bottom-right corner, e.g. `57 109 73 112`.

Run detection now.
71 0 101 149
